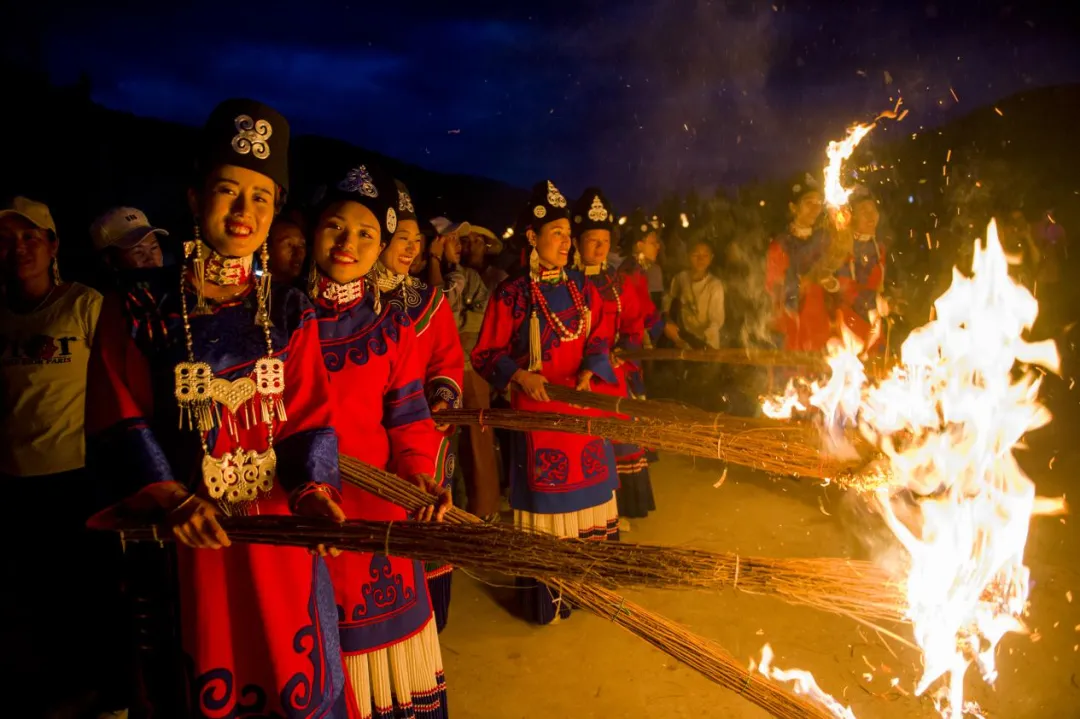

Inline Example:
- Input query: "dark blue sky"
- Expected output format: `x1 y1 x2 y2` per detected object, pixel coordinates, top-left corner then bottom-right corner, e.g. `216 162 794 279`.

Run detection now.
8 0 1080 206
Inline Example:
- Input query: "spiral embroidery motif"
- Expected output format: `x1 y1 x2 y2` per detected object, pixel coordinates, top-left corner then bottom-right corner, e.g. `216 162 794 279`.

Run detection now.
231 115 273 159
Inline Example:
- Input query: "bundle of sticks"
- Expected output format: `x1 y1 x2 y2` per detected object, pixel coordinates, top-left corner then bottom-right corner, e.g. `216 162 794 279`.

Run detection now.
542 384 804 428
106 458 868 718
116 511 906 625
120 511 911 626
435 406 874 485
338 461 868 718
617 347 830 371
338 457 906 623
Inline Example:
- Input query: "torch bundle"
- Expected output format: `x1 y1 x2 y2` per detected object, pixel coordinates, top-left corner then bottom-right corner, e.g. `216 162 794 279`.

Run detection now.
104 456 892 719
434 406 871 485
616 347 829 371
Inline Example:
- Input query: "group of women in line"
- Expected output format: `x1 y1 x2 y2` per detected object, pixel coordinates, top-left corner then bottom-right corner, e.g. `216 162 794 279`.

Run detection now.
0 97 681 717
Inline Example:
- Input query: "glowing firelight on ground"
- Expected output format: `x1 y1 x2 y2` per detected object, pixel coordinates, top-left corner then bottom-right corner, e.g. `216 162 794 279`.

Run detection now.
751 644 857 718
763 220 1065 718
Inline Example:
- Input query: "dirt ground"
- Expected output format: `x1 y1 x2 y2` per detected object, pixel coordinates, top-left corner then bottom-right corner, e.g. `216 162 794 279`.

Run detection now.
438 395 1080 718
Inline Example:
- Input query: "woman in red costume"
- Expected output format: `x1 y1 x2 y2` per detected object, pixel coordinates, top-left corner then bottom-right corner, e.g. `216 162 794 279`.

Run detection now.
471 180 619 625
86 99 351 716
307 155 450 718
835 188 888 352
765 173 833 352
570 187 669 525
372 179 464 634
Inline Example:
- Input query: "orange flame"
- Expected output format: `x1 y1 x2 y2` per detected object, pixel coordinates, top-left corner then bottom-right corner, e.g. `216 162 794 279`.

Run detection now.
824 123 876 210
763 220 1065 718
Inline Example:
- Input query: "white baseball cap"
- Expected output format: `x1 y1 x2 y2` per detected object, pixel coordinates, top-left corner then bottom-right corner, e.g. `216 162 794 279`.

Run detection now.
90 206 169 252
0 196 58 235
430 216 471 237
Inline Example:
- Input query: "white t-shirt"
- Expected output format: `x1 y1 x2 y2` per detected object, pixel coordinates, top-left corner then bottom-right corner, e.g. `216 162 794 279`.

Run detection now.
0 282 103 476
664 271 726 349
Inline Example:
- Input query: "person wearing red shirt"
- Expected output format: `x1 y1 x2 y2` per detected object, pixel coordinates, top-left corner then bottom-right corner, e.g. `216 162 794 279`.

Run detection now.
307 156 450 717
765 174 833 352
86 99 350 717
471 180 619 625
372 179 465 634
835 188 888 352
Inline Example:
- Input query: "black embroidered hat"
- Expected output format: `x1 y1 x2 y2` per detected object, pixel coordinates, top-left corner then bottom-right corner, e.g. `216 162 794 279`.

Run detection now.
197 98 290 194
520 180 570 234
312 155 399 239
394 180 419 224
571 186 615 237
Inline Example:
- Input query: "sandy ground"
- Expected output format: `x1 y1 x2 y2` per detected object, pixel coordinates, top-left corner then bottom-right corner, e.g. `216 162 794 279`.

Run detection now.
438 397 1080 718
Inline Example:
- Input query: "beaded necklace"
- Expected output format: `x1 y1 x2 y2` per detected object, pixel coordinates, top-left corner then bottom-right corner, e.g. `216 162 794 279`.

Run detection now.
173 238 285 512
530 273 588 340
526 266 590 371
372 261 423 310
319 275 366 307
602 267 623 345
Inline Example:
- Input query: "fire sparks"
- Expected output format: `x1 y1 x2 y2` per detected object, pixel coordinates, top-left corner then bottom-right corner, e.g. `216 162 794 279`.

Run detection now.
763 220 1065 717
822 101 904 217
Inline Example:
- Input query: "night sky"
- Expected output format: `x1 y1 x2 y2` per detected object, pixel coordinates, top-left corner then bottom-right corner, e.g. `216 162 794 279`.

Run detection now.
7 0 1080 207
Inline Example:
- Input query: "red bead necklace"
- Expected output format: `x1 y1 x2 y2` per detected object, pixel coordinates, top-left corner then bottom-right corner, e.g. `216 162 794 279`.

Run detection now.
530 274 589 341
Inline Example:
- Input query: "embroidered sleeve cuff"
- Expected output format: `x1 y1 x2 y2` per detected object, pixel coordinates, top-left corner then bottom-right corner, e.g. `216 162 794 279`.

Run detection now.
427 377 463 409
385 380 431 428
275 427 341 493
583 353 617 385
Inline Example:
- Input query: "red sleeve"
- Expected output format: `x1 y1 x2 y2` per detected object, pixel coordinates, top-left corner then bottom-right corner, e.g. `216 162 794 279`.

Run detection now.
582 280 617 384
273 302 340 493
85 293 177 502
470 278 525 391
383 321 438 479
766 240 797 337
621 272 664 348
85 294 156 438
615 274 639 348
765 240 789 300
870 245 886 291
422 294 465 410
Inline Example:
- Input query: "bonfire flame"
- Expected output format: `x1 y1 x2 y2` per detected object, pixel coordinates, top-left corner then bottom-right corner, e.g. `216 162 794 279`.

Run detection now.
763 220 1064 718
